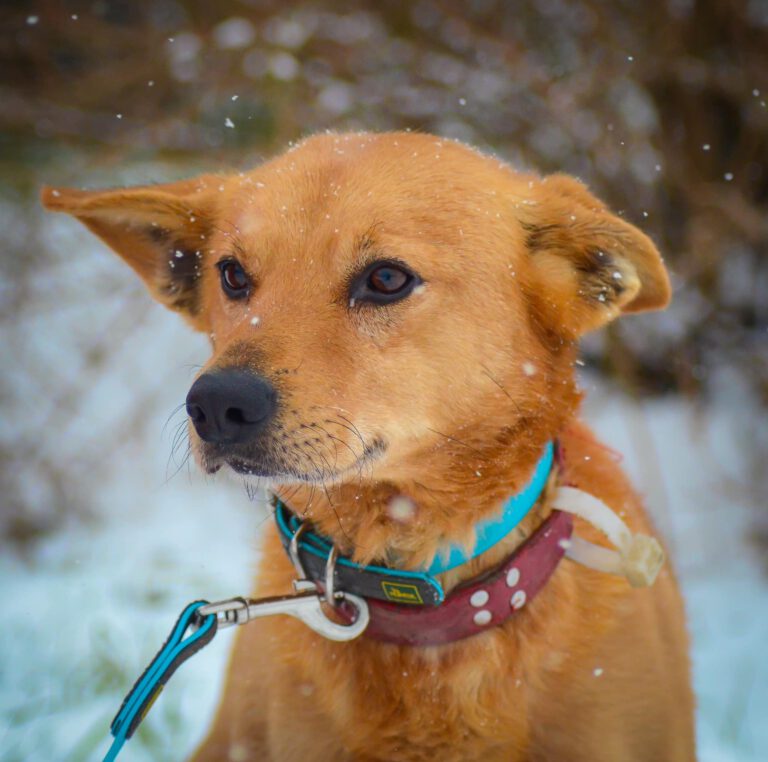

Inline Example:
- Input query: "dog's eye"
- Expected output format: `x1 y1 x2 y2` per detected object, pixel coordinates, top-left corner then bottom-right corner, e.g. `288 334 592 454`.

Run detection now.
350 261 420 306
218 259 250 299
369 266 409 294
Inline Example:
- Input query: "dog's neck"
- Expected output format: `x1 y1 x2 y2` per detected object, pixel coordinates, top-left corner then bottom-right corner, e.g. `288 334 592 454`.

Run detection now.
275 381 580 590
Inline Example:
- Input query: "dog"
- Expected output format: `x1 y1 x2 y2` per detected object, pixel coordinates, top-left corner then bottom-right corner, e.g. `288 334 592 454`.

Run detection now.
42 132 695 761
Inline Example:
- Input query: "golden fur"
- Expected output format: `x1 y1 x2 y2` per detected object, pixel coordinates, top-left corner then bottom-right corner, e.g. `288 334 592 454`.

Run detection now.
42 132 694 761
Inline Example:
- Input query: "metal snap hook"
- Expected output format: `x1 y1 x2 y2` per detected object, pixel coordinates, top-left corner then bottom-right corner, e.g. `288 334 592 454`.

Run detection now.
288 520 309 579
195 589 369 642
324 544 339 607
195 510 369 642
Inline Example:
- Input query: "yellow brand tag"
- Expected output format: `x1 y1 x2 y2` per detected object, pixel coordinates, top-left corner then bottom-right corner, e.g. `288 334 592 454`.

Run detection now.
381 581 424 605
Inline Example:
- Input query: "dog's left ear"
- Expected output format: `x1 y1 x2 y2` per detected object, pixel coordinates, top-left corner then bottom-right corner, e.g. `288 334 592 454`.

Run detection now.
41 176 220 329
522 174 671 335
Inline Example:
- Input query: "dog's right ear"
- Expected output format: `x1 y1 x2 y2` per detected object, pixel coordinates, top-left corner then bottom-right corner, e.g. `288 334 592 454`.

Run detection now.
41 176 221 329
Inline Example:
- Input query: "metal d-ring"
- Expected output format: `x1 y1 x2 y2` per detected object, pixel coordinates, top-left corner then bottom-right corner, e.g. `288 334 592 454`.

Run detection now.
287 513 341 608
324 544 340 607
288 521 309 579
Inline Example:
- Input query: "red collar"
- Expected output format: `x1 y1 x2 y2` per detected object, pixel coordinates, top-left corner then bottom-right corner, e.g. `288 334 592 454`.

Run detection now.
336 510 572 646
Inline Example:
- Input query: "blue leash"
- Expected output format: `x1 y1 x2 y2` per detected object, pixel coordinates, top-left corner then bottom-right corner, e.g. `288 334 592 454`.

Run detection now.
102 600 217 761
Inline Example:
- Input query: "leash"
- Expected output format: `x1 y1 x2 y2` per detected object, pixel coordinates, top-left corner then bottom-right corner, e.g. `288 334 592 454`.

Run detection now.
103 601 217 761
101 579 369 761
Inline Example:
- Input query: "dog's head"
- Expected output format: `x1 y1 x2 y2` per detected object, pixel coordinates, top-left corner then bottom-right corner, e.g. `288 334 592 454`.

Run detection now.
42 133 669 495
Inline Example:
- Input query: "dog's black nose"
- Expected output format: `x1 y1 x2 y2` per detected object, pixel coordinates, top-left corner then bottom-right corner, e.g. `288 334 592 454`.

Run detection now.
186 370 277 445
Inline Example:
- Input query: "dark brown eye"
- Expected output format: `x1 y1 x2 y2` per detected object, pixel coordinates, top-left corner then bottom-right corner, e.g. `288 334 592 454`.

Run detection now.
368 266 409 294
350 260 420 306
218 259 250 299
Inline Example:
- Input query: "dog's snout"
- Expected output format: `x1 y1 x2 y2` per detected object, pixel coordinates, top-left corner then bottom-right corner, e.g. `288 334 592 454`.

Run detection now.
186 370 277 445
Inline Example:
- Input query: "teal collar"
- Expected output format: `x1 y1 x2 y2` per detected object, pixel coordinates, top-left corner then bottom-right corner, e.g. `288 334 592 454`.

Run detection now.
274 441 554 606
424 440 554 574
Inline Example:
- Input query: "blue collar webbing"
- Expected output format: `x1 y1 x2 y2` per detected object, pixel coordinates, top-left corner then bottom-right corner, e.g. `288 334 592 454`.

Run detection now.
276 440 554 584
424 440 554 574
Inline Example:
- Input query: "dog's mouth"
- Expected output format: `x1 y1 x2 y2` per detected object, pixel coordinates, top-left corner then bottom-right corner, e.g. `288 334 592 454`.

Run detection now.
202 438 387 485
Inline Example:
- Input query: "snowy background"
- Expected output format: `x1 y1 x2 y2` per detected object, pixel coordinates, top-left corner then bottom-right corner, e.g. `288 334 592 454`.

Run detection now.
1 3 767 761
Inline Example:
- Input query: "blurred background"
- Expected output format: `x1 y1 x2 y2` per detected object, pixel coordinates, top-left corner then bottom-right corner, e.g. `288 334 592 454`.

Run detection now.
1 1 766 760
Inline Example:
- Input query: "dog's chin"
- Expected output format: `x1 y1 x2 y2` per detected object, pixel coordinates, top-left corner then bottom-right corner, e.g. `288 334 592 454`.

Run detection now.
227 458 278 477
199 440 387 487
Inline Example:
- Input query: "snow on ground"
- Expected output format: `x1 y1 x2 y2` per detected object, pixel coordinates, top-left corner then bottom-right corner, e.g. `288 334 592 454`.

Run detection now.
1 319 766 761
583 377 768 761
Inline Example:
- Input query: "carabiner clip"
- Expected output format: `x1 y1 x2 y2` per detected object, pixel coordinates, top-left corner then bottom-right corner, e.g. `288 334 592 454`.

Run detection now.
195 588 370 642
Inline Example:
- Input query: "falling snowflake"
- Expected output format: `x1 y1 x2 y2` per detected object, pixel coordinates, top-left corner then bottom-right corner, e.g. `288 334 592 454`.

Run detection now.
387 496 417 523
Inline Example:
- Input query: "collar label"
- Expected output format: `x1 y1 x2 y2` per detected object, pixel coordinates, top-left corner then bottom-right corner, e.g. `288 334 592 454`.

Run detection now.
381 581 424 605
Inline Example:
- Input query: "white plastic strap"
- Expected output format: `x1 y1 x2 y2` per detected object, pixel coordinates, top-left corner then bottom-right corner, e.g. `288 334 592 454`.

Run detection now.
552 486 664 587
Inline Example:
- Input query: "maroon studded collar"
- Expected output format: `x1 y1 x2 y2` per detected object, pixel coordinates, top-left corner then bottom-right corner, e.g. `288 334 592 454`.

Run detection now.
336 510 573 646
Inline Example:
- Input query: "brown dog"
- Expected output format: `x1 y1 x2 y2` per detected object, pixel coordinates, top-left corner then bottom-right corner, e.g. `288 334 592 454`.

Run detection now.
42 132 694 761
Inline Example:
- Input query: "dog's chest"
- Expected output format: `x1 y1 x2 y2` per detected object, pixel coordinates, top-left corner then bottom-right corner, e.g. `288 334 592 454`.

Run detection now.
307 634 533 761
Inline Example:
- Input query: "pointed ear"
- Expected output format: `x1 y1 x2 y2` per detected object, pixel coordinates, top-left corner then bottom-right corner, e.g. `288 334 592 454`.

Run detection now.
41 175 221 329
522 174 671 335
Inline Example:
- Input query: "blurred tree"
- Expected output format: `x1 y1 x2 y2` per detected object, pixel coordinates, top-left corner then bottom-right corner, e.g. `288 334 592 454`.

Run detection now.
0 0 766 540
